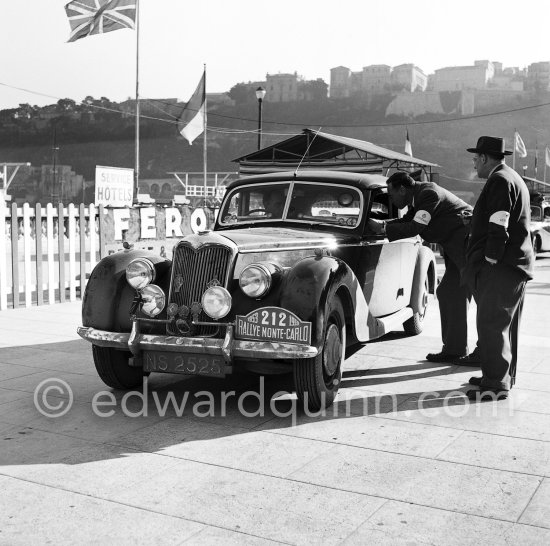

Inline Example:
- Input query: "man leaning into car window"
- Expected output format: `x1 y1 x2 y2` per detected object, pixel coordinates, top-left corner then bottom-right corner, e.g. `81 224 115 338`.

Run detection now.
367 171 478 365
263 188 285 218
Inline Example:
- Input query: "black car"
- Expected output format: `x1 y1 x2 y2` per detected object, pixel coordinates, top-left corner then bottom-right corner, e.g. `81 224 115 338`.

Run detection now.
78 171 436 410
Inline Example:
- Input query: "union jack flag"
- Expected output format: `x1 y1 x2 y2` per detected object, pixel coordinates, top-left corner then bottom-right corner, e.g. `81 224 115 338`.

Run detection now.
65 0 136 43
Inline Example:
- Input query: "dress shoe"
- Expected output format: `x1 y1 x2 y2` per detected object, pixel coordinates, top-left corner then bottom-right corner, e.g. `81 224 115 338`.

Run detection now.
469 376 482 386
426 351 466 363
455 349 481 367
467 388 508 401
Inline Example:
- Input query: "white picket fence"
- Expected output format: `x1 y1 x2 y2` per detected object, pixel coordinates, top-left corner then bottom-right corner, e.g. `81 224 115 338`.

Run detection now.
0 203 105 310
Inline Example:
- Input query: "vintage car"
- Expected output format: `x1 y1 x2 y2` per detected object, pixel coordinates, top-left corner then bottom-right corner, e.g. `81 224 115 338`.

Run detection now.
77 171 437 410
530 202 550 256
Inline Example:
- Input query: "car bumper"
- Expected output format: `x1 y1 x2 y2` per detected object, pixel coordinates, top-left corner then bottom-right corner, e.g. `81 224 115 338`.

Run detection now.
77 325 319 362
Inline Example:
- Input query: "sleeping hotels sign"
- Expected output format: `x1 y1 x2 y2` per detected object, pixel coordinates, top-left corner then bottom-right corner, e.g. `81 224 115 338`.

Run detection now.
95 165 133 207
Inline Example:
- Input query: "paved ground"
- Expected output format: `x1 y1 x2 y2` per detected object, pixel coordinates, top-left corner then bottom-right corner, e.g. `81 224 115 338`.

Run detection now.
0 257 549 545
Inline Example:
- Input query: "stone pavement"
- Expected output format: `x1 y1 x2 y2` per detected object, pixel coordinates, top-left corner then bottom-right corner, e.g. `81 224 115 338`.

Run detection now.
0 258 549 545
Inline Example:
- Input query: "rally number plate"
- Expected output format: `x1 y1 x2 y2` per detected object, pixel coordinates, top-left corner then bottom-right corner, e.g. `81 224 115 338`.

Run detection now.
235 306 311 345
143 351 226 377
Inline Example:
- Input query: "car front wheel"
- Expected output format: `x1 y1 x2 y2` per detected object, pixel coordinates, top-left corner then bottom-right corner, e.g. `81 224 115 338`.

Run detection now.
293 296 345 411
92 345 144 389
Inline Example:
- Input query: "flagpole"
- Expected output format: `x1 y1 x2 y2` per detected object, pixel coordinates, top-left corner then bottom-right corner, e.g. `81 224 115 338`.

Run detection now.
534 140 538 179
134 0 141 202
203 65 207 208
512 130 516 171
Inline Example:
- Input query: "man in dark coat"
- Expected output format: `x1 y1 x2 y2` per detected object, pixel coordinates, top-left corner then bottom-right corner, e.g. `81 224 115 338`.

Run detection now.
463 136 534 401
368 171 475 362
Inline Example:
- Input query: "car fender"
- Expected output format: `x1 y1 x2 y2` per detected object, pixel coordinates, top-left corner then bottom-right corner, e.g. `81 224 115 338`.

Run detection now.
279 255 370 348
82 249 171 331
409 245 436 314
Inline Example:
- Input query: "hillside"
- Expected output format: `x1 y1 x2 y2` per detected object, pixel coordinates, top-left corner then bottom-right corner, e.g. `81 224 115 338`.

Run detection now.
2 92 549 198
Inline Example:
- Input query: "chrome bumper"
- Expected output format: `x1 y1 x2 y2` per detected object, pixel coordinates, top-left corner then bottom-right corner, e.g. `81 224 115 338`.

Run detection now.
77 325 319 362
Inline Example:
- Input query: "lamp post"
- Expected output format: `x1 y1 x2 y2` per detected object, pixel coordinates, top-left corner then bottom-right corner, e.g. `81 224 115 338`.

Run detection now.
255 86 266 150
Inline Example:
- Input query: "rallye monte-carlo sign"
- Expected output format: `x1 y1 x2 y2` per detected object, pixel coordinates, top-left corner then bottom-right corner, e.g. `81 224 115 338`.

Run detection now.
236 307 312 344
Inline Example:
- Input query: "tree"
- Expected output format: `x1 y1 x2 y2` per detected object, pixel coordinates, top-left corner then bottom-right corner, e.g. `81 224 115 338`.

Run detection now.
56 98 77 113
228 83 256 105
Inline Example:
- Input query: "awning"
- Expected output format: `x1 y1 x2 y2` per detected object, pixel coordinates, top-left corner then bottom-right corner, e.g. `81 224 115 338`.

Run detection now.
233 129 438 175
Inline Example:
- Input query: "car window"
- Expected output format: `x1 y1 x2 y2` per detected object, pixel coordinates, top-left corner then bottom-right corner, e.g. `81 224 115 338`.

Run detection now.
220 183 289 224
287 183 362 227
219 181 363 228
531 206 542 222
368 191 392 220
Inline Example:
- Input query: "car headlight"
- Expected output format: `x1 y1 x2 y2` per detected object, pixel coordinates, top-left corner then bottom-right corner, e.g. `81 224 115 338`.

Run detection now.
126 258 155 290
201 286 231 319
141 284 165 317
239 264 272 298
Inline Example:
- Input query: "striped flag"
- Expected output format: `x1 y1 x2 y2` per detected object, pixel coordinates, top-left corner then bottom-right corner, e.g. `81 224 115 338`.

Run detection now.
514 131 527 158
65 0 136 43
404 130 412 156
177 71 206 145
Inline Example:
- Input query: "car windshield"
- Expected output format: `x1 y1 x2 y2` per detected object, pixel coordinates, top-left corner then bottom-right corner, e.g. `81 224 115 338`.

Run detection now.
219 181 363 228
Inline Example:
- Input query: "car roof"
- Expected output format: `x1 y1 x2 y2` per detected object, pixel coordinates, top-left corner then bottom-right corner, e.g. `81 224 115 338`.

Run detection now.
226 170 387 192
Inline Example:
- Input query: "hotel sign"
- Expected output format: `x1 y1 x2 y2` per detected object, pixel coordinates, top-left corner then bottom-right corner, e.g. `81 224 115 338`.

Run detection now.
95 165 133 207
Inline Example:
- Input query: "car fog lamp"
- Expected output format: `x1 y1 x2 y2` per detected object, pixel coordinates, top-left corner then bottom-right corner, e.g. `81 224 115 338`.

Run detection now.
126 258 155 290
239 264 271 298
201 286 231 319
140 284 165 317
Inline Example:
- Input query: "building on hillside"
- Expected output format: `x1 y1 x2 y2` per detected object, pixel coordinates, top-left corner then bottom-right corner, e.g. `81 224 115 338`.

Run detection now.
391 64 428 92
265 73 300 102
431 60 496 91
350 71 363 95
297 79 328 101
329 66 352 98
264 73 329 102
361 65 392 94
526 61 550 92
330 63 427 97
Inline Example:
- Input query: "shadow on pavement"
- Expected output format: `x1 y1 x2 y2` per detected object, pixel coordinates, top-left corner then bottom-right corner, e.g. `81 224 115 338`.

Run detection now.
0 338 477 468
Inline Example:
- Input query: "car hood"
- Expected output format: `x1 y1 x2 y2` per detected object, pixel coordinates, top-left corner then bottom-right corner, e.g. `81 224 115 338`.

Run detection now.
213 227 357 252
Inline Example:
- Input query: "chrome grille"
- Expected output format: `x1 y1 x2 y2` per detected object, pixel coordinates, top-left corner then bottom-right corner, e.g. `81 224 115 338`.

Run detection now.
167 243 232 336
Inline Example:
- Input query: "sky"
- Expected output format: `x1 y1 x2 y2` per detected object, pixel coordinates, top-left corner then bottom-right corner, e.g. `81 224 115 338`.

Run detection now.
1 0 550 111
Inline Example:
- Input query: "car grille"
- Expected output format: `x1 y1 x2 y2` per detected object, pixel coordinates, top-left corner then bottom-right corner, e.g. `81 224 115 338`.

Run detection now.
167 242 232 336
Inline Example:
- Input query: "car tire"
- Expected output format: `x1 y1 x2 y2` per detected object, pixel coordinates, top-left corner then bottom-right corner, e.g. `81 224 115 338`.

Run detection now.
293 296 345 411
92 345 144 389
533 236 540 258
404 276 429 336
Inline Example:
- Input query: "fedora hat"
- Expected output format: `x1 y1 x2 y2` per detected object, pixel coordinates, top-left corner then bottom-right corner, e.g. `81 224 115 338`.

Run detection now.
467 136 512 156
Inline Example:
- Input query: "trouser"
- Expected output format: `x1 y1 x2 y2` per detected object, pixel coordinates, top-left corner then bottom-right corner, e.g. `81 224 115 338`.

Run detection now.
437 237 471 355
472 262 527 390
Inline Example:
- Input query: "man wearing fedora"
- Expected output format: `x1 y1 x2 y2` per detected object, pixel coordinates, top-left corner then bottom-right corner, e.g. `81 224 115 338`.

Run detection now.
464 136 534 401
368 170 476 364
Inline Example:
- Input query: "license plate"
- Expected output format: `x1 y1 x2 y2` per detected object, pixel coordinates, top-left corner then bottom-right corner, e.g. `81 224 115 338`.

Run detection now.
235 306 311 345
143 351 226 377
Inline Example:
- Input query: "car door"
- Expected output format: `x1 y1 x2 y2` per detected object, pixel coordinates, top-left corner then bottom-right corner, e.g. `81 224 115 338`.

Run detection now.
358 190 414 317
541 205 550 251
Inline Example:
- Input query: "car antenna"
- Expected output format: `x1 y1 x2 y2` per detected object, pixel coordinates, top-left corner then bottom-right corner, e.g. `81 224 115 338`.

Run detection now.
294 127 322 178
